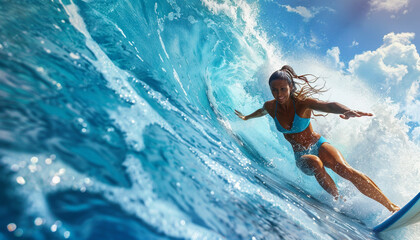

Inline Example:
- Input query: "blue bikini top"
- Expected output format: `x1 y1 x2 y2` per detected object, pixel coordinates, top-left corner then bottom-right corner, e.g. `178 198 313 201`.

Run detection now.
273 99 310 134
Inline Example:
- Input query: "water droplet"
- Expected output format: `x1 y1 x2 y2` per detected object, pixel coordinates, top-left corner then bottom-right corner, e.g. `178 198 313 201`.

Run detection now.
28 165 37 173
31 157 38 164
16 176 25 185
7 223 16 232
51 176 60 185
14 228 23 237
11 164 19 171
188 16 197 24
51 224 57 232
34 217 44 226
69 52 80 60
64 231 71 239
58 168 66 175
168 12 175 21
84 178 91 185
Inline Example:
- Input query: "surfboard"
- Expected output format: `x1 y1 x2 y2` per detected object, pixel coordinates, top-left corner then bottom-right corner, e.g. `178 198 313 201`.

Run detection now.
373 192 420 232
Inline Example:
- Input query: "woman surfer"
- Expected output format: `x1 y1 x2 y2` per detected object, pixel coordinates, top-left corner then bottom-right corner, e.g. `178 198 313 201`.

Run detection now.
235 65 400 212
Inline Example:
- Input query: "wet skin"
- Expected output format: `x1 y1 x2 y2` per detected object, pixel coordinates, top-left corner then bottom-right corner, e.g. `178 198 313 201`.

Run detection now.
235 79 400 212
266 79 323 151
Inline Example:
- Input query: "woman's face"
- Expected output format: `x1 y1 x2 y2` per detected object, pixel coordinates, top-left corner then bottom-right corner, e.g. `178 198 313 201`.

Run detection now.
270 79 291 104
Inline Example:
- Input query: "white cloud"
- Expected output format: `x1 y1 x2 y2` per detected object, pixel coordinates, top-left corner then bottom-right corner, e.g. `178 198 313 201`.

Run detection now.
348 32 418 85
281 5 314 21
406 100 420 121
383 32 415 45
309 32 319 48
348 32 420 121
407 80 420 102
350 40 359 48
276 4 335 22
370 0 409 12
412 126 420 142
327 47 344 69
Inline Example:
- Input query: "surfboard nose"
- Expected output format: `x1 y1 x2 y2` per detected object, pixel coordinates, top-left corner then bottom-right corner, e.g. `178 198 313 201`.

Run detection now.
373 192 420 232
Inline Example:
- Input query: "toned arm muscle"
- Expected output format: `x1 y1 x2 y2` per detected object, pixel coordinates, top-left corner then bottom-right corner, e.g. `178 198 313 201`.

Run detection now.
234 103 268 121
303 98 373 119
304 98 351 114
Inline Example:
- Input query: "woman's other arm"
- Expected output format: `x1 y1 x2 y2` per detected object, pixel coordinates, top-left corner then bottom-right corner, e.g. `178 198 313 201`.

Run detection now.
234 104 268 121
303 98 373 119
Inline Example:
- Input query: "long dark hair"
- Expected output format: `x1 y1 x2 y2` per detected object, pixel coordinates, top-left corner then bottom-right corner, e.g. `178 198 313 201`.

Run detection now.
269 65 326 100
269 65 327 116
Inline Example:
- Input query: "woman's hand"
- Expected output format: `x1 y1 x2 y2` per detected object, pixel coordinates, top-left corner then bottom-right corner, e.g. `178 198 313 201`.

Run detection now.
339 110 373 120
234 110 247 120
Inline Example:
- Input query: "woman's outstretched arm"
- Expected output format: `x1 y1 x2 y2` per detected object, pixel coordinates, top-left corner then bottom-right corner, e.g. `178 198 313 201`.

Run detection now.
303 98 373 119
234 106 268 121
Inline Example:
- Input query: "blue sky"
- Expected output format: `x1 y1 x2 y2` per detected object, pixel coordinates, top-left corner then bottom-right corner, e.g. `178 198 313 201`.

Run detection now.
259 0 420 62
258 0 420 140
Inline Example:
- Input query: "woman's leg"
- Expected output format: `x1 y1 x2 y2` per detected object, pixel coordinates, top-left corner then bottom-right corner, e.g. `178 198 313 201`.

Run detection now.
318 143 400 212
296 155 339 199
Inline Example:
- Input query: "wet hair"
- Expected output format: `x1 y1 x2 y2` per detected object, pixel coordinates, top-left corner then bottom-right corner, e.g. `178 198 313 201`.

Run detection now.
268 65 326 101
269 65 327 116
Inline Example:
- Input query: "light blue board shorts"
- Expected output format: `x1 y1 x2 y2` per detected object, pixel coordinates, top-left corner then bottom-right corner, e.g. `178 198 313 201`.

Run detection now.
294 136 328 175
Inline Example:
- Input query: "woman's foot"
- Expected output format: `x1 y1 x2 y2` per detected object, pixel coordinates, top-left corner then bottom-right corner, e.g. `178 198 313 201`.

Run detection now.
389 203 400 213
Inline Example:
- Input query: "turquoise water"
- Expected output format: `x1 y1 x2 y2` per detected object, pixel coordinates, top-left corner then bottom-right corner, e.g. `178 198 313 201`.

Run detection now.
1 0 419 239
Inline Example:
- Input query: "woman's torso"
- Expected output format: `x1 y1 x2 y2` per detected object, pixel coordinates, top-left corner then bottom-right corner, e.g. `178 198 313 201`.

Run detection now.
265 99 321 151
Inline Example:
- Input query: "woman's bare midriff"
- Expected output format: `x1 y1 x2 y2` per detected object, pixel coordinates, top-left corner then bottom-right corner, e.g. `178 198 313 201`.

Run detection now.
284 124 321 152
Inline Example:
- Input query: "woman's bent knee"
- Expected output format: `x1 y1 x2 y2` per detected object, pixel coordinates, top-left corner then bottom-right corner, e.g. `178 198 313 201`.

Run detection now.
296 155 323 176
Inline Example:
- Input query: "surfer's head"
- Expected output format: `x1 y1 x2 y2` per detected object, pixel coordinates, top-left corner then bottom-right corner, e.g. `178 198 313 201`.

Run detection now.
269 76 293 104
269 65 297 97
268 65 327 103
